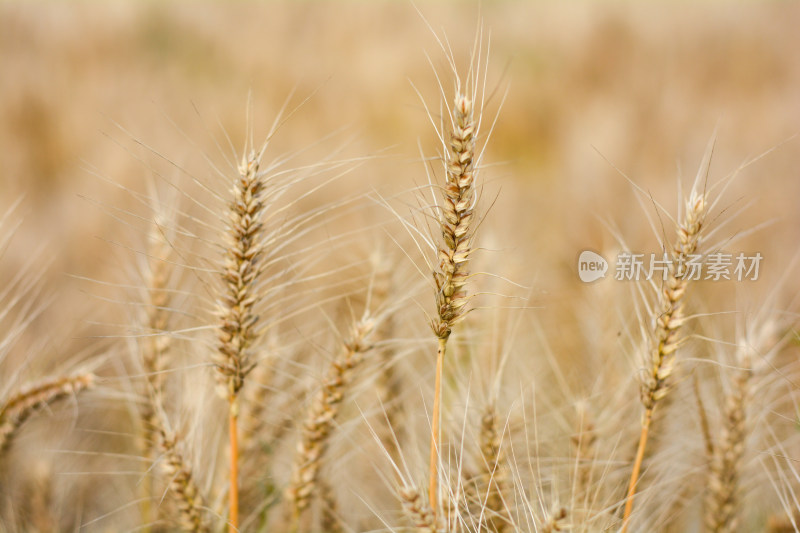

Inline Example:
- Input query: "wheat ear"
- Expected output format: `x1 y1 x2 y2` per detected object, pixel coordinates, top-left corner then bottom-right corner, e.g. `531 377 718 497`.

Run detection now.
370 252 404 458
138 220 174 529
571 402 597 513
621 183 708 530
704 355 752 532
399 485 438 532
319 477 345 533
139 221 173 456
0 374 94 454
215 149 269 531
159 429 209 532
479 404 509 533
429 92 478 519
287 317 374 530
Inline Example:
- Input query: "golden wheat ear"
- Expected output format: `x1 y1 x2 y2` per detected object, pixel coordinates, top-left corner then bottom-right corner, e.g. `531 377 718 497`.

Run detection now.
427 85 484 526
212 145 272 531
480 404 512 533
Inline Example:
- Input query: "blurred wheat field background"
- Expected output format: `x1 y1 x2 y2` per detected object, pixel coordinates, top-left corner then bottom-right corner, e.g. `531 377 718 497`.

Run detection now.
1 2 799 532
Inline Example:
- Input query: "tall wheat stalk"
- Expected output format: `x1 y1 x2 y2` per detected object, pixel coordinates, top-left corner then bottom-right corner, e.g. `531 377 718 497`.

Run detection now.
621 154 711 530
137 218 174 529
215 147 269 531
428 90 479 519
287 317 374 531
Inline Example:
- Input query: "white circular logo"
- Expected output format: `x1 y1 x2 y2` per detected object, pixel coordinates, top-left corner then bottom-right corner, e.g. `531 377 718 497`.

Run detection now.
578 250 608 283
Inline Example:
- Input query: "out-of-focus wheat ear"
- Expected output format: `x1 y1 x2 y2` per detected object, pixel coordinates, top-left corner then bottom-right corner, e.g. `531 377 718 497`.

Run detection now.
430 90 480 520
0 374 94 454
621 151 710 530
399 485 438 532
571 401 597 515
139 218 174 452
369 250 403 458
479 404 510 533
137 218 175 530
286 317 375 531
159 430 209 533
215 147 270 531
704 356 752 532
318 478 344 533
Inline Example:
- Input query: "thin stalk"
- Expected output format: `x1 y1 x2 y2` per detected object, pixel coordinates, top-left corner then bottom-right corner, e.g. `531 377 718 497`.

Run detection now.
622 408 652 532
229 403 239 532
621 159 709 528
429 336 447 517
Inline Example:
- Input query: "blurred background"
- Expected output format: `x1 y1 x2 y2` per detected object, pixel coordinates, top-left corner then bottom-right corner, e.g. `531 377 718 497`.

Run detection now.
1 1 798 303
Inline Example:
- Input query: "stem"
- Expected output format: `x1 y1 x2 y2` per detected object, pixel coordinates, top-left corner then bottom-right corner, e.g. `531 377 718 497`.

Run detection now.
621 408 653 532
429 337 447 518
229 401 239 532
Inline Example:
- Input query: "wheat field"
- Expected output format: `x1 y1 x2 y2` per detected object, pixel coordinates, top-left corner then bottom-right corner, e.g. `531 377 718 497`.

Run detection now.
1 2 800 532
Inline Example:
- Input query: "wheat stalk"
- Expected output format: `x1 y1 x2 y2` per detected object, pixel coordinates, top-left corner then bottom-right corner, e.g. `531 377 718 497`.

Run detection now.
214 147 270 531
704 360 750 533
621 170 709 530
704 314 783 532
137 219 175 529
479 405 510 533
139 220 173 452
429 90 479 520
287 317 374 530
370 251 404 459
